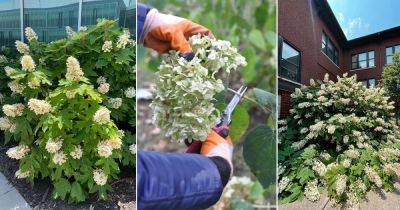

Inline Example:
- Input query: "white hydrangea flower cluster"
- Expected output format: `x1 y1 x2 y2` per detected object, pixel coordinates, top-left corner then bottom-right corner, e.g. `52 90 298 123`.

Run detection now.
102 40 113 52
151 34 246 142
97 135 122 158
2 103 25 117
8 81 25 94
4 66 17 77
129 143 136 155
66 56 84 81
279 176 290 193
279 74 400 206
116 30 133 49
93 107 111 124
25 27 38 42
21 55 36 72
93 169 108 186
45 137 63 153
15 40 29 55
70 145 83 159
97 76 110 94
53 151 67 165
0 117 16 133
124 87 135 98
65 26 76 38
28 98 52 115
6 145 30 160
15 169 30 179
304 179 320 202
108 98 122 109
0 55 7 64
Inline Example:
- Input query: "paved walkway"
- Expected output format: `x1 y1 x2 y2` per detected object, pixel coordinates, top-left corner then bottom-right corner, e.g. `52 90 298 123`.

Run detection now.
280 182 400 210
0 173 31 210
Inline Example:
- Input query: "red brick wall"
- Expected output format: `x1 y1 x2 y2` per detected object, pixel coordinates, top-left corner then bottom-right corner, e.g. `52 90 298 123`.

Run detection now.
344 36 400 82
279 89 292 118
278 0 344 86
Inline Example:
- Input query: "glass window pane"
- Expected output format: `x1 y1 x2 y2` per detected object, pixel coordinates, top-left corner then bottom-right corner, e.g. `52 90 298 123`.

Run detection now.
387 55 393 64
359 60 367 68
368 51 374 59
359 53 367 61
352 55 357 62
386 47 393 56
369 79 376 88
280 41 300 82
361 80 368 87
24 0 79 43
0 0 21 47
352 62 358 69
395 45 400 53
369 59 375 67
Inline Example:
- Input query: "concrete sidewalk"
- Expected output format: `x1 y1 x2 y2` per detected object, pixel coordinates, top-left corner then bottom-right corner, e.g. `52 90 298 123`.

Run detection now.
280 182 400 210
0 173 31 210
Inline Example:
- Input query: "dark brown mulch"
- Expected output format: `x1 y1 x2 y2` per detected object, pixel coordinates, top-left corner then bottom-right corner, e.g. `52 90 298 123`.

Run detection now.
0 142 135 210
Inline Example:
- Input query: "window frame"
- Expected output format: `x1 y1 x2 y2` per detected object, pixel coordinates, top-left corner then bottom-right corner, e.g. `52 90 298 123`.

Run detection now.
360 78 376 88
351 50 375 70
386 44 400 64
321 31 339 65
278 36 302 83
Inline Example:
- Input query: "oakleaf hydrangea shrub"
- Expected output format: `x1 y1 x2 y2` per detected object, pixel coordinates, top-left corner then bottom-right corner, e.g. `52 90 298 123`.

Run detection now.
0 21 136 202
278 74 400 209
151 34 247 142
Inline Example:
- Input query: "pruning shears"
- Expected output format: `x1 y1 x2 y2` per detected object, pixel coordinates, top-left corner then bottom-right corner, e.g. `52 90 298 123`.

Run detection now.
185 85 247 153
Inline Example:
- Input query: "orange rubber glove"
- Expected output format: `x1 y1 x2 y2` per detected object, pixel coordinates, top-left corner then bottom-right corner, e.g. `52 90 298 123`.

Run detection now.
140 8 213 53
200 130 233 171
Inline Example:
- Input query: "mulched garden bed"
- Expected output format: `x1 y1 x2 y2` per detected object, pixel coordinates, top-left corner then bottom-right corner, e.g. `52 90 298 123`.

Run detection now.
0 142 135 210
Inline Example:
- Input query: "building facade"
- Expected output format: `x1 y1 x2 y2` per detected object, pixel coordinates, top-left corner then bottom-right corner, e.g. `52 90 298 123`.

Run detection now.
0 0 135 47
278 0 400 117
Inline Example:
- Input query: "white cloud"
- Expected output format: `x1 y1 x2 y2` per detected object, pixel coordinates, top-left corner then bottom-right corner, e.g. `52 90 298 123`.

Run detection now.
336 13 369 38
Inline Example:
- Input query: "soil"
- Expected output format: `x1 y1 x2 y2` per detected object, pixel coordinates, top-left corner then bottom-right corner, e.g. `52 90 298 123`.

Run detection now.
0 141 135 210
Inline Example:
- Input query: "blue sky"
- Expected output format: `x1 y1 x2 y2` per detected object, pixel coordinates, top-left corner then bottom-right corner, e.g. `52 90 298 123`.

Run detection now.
328 0 400 40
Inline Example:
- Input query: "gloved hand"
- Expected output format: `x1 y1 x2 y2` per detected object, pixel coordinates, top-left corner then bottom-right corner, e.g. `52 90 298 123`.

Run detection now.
140 8 213 53
200 130 233 169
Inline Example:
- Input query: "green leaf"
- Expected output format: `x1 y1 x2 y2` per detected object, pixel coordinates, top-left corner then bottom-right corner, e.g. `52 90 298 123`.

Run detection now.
70 182 85 203
243 124 276 188
248 29 266 50
230 198 255 210
253 88 276 118
241 47 258 83
53 178 71 200
230 105 250 143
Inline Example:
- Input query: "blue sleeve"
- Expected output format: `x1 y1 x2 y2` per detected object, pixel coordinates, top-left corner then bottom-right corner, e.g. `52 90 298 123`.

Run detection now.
137 3 148 41
137 151 223 210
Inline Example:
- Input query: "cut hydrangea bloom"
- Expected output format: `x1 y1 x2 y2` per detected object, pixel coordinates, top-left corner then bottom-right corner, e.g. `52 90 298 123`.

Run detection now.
97 83 110 94
45 137 63 154
151 34 246 142
15 40 29 54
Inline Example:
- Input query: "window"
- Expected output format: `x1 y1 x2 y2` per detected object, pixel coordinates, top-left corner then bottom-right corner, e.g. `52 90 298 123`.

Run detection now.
360 79 376 88
351 51 375 69
321 31 339 65
279 37 301 82
386 45 400 64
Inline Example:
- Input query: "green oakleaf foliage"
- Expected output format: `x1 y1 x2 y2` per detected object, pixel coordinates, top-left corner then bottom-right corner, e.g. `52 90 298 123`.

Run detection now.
382 53 400 98
243 124 276 189
0 20 136 203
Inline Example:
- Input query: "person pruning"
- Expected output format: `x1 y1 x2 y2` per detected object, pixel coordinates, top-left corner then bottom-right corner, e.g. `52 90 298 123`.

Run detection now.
137 3 235 210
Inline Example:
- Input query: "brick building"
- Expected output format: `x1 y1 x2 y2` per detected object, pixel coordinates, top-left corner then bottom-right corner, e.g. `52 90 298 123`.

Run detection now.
278 0 400 117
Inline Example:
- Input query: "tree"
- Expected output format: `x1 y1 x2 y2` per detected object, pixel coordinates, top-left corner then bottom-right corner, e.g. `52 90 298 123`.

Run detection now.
382 53 400 99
